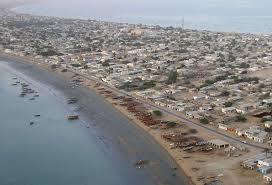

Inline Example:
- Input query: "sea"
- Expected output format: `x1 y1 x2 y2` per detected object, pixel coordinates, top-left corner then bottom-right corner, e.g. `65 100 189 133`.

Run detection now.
0 62 127 185
0 59 188 185
13 0 272 35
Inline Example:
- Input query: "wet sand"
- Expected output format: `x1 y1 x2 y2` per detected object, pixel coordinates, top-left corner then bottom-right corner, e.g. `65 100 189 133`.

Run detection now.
0 54 191 185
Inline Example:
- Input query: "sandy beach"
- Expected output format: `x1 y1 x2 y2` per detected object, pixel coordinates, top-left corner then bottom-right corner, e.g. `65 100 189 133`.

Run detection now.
0 52 264 185
0 52 192 185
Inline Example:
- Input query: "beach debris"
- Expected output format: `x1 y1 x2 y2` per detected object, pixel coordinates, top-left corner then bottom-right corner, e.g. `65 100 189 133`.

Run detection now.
183 146 193 151
67 115 79 120
159 121 177 129
134 160 149 168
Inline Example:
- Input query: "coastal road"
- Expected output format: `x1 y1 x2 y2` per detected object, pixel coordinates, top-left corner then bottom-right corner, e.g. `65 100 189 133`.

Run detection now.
0 51 266 151
68 68 268 151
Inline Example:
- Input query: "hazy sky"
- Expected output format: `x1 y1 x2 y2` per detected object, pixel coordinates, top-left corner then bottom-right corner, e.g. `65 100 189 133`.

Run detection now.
3 0 272 17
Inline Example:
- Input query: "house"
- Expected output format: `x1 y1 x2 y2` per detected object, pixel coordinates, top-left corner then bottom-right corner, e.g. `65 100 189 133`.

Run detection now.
242 159 257 170
199 105 213 112
208 139 229 148
237 126 269 143
258 166 272 174
193 94 208 100
186 111 202 119
222 107 236 114
263 98 272 104
218 123 229 131
242 153 272 170
263 173 272 182
265 121 272 128
258 158 272 167
236 103 255 114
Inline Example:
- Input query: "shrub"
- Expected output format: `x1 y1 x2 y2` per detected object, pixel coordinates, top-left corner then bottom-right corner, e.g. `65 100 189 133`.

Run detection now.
224 101 233 107
153 110 162 116
200 118 209 124
221 91 230 97
167 121 177 127
235 115 247 122
189 129 198 134
166 70 178 84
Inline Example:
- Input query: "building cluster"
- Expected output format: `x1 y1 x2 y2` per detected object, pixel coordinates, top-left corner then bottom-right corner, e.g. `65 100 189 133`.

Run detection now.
1 9 272 147
242 152 272 183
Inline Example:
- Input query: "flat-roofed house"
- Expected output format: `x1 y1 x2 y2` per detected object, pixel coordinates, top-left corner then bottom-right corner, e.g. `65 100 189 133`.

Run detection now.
222 107 236 114
257 166 272 174
263 173 272 182
208 139 229 148
265 121 272 128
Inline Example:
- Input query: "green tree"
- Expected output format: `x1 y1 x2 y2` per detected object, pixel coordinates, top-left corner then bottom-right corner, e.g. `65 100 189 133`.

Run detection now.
224 102 233 108
235 115 247 122
239 62 250 68
153 110 162 116
200 118 209 124
167 70 178 84
102 61 110 67
221 90 230 97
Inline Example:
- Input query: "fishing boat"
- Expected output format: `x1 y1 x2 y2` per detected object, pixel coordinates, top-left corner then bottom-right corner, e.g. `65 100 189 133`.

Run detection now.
67 115 79 120
67 98 78 104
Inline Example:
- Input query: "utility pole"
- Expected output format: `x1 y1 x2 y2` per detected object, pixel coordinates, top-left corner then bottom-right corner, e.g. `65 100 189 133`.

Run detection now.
182 16 185 30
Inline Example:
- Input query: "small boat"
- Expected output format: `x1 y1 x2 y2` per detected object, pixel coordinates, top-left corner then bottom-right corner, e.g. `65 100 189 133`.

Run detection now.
67 98 78 104
30 122 34 125
22 84 29 87
28 90 35 94
19 93 26 97
34 115 41 117
11 83 17 86
134 160 149 167
29 98 35 101
34 95 39 98
67 115 79 120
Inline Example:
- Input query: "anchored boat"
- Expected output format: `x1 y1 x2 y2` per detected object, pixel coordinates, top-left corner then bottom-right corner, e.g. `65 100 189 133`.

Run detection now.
67 115 79 120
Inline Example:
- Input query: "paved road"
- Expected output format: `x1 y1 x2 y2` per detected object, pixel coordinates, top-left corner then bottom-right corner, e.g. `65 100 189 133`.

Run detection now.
0 51 266 151
68 68 267 151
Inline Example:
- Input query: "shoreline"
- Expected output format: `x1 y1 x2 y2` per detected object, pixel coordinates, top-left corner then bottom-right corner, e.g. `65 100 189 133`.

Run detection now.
0 50 265 185
6 7 270 36
0 52 193 185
